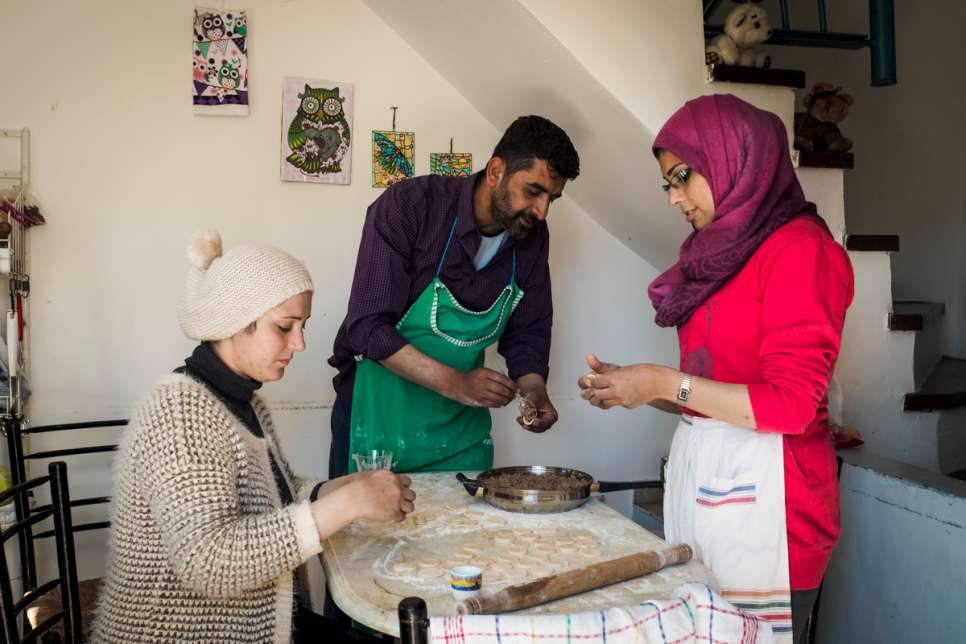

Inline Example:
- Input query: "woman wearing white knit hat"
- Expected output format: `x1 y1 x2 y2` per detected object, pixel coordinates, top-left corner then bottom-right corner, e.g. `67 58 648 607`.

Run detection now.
92 231 412 643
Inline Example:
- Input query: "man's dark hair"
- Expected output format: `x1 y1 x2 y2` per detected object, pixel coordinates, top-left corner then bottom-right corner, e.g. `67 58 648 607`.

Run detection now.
492 115 580 180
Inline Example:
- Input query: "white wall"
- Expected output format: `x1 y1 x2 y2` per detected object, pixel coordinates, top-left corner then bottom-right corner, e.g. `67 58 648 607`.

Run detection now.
730 0 966 358
818 451 966 642
0 0 680 581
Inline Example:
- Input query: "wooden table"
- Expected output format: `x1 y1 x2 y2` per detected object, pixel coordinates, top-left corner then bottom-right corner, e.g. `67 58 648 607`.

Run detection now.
321 472 716 637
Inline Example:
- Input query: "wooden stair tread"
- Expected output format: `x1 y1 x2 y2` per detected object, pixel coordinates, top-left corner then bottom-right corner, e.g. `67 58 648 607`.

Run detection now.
796 150 854 169
889 300 945 331
844 234 899 252
705 63 806 88
904 357 966 411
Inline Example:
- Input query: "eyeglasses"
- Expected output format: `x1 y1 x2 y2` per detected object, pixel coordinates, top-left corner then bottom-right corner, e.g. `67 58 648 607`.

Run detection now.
661 166 692 193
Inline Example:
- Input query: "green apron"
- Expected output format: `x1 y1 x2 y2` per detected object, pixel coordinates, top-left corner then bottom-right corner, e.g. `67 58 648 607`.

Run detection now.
349 215 524 473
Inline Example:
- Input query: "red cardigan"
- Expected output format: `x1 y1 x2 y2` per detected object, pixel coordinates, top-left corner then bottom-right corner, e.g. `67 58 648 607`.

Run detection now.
677 216 854 590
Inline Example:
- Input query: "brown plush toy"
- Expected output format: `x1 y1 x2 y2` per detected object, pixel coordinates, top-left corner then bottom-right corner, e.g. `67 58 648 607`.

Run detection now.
794 83 854 153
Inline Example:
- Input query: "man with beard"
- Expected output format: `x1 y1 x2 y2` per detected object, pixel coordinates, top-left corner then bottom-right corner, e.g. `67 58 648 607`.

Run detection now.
327 115 580 477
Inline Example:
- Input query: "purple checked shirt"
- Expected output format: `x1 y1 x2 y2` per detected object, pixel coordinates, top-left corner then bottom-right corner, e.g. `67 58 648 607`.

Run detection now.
329 172 553 403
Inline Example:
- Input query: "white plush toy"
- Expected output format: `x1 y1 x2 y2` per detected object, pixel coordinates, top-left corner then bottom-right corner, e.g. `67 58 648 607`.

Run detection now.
706 2 774 68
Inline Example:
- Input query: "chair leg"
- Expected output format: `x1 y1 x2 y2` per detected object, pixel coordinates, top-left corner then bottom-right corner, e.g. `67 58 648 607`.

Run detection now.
49 462 83 644
398 597 428 644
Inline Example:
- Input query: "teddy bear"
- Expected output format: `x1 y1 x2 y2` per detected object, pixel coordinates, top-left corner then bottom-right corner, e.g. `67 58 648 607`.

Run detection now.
793 83 855 153
706 1 774 68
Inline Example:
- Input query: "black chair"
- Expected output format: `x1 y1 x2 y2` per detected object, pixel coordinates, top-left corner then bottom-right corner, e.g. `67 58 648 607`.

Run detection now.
3 416 125 640
398 597 429 644
0 461 82 644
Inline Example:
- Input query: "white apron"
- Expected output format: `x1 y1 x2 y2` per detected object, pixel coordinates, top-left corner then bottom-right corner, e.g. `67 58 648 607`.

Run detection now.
664 414 792 641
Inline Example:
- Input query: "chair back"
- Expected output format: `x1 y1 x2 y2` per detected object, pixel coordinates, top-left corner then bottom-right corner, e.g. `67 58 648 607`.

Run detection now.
0 461 82 644
3 417 124 591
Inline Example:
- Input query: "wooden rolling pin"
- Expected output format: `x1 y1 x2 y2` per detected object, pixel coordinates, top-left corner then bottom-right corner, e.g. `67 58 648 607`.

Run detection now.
457 543 692 615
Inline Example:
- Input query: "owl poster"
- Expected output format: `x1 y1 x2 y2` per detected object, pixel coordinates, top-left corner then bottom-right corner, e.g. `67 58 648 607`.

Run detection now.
430 152 473 177
372 131 415 188
280 78 354 185
192 7 249 116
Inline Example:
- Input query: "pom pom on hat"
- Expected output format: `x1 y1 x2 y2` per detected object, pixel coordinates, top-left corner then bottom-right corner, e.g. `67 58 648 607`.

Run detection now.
178 230 314 341
186 229 223 271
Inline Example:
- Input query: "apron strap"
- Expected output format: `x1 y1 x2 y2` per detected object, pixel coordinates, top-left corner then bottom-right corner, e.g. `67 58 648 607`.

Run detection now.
435 215 460 279
435 213 517 287
511 249 516 283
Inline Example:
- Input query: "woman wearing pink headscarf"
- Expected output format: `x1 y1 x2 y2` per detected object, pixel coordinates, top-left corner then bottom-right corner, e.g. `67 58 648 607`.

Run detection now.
579 94 853 643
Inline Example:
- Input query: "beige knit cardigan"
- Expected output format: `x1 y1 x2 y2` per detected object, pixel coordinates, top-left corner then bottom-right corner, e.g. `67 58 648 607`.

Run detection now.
91 374 324 643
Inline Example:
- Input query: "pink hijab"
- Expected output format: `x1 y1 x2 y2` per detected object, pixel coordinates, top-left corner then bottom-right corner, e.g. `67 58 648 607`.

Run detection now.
648 94 823 327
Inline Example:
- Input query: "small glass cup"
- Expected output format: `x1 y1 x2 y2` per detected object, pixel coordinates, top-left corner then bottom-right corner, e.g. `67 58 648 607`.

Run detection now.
353 449 395 472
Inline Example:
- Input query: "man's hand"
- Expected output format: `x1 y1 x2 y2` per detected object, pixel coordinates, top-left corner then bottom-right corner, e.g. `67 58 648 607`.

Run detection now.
448 367 517 408
516 374 558 433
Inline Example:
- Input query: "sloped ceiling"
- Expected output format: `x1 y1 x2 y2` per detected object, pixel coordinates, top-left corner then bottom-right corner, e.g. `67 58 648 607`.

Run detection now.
362 0 686 268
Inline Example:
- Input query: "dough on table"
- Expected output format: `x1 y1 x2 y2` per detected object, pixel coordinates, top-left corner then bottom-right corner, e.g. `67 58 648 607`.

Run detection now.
416 559 441 568
529 565 554 577
417 567 444 578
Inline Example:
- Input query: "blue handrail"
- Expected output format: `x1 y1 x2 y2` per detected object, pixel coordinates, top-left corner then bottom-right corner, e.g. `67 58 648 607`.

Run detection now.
703 0 896 86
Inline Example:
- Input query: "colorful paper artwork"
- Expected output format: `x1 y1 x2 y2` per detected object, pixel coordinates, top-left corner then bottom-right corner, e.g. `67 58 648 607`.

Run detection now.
192 8 249 116
280 78 354 184
372 131 415 188
430 152 473 177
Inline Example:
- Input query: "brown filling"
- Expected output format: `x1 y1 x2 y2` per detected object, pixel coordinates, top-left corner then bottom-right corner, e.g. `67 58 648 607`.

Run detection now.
486 471 588 491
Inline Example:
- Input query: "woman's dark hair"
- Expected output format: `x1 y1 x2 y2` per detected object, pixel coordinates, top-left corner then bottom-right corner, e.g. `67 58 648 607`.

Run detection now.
492 115 580 180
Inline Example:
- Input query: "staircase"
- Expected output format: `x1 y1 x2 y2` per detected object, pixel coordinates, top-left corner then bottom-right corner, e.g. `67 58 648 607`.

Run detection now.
362 0 956 475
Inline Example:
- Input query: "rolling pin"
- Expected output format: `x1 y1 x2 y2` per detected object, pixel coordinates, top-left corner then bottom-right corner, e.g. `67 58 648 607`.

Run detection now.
457 543 692 615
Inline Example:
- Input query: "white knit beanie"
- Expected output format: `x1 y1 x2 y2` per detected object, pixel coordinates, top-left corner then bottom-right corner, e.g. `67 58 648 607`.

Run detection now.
178 230 315 341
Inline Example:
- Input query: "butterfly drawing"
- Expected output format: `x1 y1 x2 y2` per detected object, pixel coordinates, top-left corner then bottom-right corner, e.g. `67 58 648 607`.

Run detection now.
372 131 414 186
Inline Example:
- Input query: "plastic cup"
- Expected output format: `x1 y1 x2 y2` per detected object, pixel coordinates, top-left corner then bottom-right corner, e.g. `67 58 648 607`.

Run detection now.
450 565 482 601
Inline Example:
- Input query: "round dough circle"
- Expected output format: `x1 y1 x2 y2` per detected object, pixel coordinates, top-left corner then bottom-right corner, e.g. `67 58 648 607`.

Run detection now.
417 567 444 578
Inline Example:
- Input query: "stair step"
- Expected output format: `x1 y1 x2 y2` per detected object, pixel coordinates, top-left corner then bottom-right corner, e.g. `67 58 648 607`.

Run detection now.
797 150 854 169
904 356 966 412
844 234 900 252
889 301 946 331
705 63 806 88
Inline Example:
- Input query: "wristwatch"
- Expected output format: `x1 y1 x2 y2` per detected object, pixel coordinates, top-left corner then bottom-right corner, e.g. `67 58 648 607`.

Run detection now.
676 375 693 403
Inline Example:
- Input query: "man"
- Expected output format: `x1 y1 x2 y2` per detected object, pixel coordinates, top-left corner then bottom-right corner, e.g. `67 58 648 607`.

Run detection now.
328 115 580 477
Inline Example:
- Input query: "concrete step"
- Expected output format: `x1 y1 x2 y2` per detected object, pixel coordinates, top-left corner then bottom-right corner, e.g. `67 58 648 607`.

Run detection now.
905 356 966 412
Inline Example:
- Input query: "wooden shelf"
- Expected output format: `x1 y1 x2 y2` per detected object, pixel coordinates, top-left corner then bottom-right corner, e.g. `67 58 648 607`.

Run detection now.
706 63 806 88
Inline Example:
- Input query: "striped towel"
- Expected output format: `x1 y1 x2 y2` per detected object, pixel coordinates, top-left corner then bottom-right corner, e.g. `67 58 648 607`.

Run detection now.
429 582 772 643
720 588 792 637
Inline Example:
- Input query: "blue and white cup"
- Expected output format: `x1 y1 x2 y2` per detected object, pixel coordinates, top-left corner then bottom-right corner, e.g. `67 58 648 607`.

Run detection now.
450 565 482 600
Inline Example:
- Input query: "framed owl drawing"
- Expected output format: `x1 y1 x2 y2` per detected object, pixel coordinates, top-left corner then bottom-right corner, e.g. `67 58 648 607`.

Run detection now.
192 7 249 115
280 78 354 185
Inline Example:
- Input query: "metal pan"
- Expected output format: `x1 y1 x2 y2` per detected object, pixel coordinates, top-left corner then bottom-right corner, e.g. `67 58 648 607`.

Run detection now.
456 465 663 514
